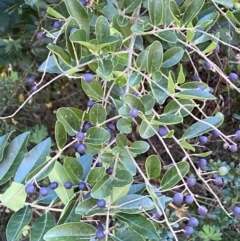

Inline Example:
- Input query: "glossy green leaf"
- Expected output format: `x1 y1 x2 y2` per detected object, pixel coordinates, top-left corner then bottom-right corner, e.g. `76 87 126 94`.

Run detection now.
89 104 107 125
0 131 14 162
214 0 233 8
148 0 163 26
0 182 26 211
64 0 90 36
56 108 79 136
139 120 158 139
179 139 195 151
150 81 168 104
113 230 145 241
136 50 148 71
76 197 108 216
169 0 181 26
128 72 142 87
141 94 155 114
125 0 142 13
111 184 131 204
0 132 30 185
156 31 177 43
116 213 159 239
119 151 136 176
47 6 65 19
115 194 154 214
103 3 118 22
58 196 81 225
63 157 83 184
152 114 183 125
99 153 115 164
116 133 128 150
162 0 174 27
182 116 224 140
43 222 96 241
6 206 32 241
124 93 145 113
14 138 51 183
96 15 110 44
77 154 93 179
85 127 110 145
98 59 113 76
48 161 75 205
162 47 184 68
30 212 55 241
177 64 185 84
128 184 146 195
112 170 133 187
129 141 150 154
181 0 205 26
161 161 190 190
147 41 163 74
91 175 112 199
186 21 195 41
81 80 104 101
175 89 216 100
167 71 175 94
117 118 132 134
145 155 161 180
87 167 105 186
55 121 67 150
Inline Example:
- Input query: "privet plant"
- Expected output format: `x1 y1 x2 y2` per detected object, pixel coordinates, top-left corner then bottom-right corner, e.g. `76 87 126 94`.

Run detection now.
1 0 240 240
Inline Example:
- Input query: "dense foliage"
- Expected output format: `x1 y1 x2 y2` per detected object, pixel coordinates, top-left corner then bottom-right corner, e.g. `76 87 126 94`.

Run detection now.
1 0 240 240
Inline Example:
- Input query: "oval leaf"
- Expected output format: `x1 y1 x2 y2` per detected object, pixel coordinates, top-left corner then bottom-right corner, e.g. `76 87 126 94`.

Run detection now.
89 103 107 125
85 127 110 145
147 41 163 74
148 0 163 26
161 47 184 68
145 155 161 180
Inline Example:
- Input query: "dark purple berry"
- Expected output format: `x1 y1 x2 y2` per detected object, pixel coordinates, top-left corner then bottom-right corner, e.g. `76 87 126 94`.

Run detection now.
96 224 104 231
83 122 92 131
110 103 116 109
232 206 240 215
78 181 87 190
109 136 115 143
214 44 220 53
198 136 208 144
27 76 35 84
107 124 116 131
214 177 223 185
77 143 86 154
198 205 208 216
129 108 139 118
49 181 58 189
39 187 48 196
70 27 78 34
96 230 105 239
158 126 168 136
96 162 102 167
197 84 205 91
97 199 106 208
188 217 199 227
31 86 37 92
229 144 238 152
87 100 95 107
80 0 88 6
25 183 35 194
106 167 113 175
235 130 240 138
64 181 73 189
228 72 238 81
187 177 196 187
209 87 214 94
173 192 183 205
53 20 62 29
184 226 194 235
211 129 220 137
83 73 94 83
192 74 200 81
185 195 194 204
198 158 207 169
204 61 212 69
36 32 44 39
152 209 161 219
76 131 85 141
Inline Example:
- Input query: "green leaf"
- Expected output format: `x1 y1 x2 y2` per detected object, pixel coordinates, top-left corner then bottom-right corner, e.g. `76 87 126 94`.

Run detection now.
115 194 154 214
139 120 158 139
47 6 65 19
148 0 163 26
179 139 195 151
0 132 30 185
112 170 133 187
56 108 79 136
96 15 110 44
156 31 177 43
167 71 175 94
63 157 83 184
186 21 195 41
30 212 55 241
152 114 183 125
116 133 128 150
85 127 110 145
47 44 71 67
48 161 75 205
98 59 113 76
162 47 184 68
141 94 155 114
6 206 32 241
0 131 14 162
91 175 112 199
213 0 233 8
145 155 161 180
113 229 145 241
147 41 163 74
136 50 148 71
175 89 216 100
198 225 222 241
87 167 105 186
64 0 90 36
55 121 67 150
129 141 150 154
125 0 143 13
150 81 168 105
89 104 107 125
111 184 131 204
0 182 26 211
181 0 205 26
25 0 38 4
129 73 142 87
177 64 185 84
161 161 190 190
99 153 115 164
43 222 96 241
76 197 108 216
81 80 103 101
115 213 159 239
14 138 51 183
29 125 48 144
117 118 132 134
182 116 224 140
123 93 145 113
